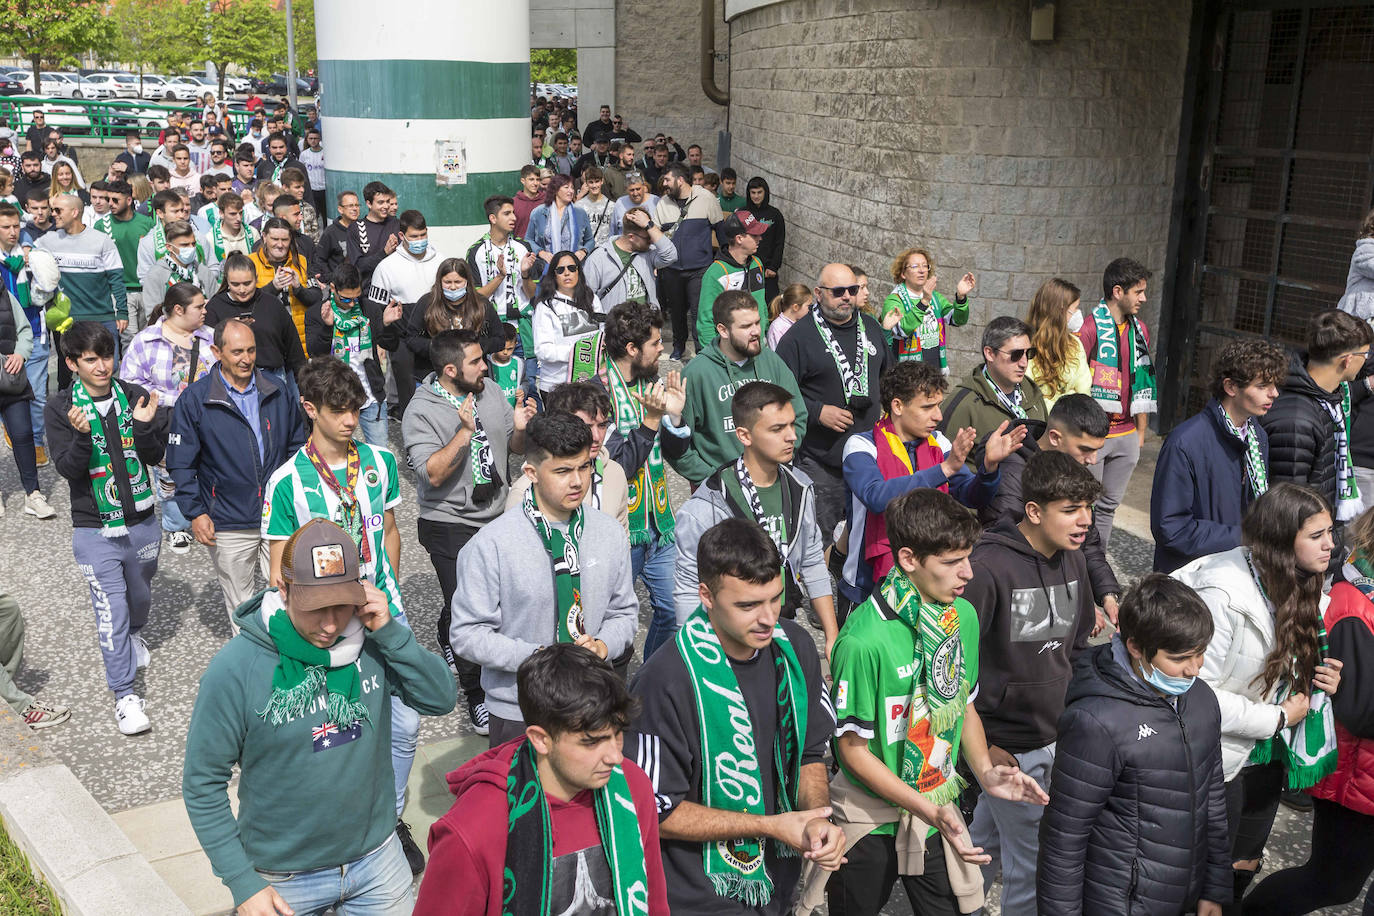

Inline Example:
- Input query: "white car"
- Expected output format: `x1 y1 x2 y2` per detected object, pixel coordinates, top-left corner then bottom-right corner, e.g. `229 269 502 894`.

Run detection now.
222 76 250 93
165 76 210 101
85 74 138 99
39 72 82 98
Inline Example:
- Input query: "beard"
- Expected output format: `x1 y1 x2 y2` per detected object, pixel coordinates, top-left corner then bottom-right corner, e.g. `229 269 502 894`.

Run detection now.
630 356 659 383
455 375 485 395
818 300 853 325
728 331 762 357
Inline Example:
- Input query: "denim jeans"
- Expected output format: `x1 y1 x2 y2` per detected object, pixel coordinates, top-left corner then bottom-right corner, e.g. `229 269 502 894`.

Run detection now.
254 833 414 916
0 398 39 494
389 609 419 818
24 337 47 447
151 466 190 533
635 531 679 659
261 366 301 406
359 401 388 447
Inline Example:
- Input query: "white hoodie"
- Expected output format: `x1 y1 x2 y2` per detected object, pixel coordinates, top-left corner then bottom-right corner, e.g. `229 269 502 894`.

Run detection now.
366 244 445 309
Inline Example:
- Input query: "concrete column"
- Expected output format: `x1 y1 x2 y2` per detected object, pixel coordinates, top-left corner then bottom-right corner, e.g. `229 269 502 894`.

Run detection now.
316 0 530 255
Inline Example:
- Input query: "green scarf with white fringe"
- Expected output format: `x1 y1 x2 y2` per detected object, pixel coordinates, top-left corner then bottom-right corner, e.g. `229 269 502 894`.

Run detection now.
256 590 370 729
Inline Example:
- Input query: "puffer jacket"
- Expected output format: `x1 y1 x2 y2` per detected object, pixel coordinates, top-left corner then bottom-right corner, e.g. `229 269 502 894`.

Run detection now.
1038 640 1231 915
1170 546 1329 780
1309 572 1374 817
1258 351 1339 509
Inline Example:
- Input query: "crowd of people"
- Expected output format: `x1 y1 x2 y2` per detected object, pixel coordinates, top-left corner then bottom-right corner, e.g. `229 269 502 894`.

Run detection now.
0 88 1371 916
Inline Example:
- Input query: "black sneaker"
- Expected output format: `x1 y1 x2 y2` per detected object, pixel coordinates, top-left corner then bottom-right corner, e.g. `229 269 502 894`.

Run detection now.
396 819 425 876
1280 787 1314 812
468 699 490 736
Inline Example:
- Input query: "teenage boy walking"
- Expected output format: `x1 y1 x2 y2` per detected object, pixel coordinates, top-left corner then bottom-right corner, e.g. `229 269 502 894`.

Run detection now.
183 518 456 916
811 488 1048 916
1038 574 1229 916
450 411 639 746
1151 339 1287 573
961 450 1102 914
260 355 426 873
673 381 839 657
625 518 845 915
414 644 670 916
47 322 165 735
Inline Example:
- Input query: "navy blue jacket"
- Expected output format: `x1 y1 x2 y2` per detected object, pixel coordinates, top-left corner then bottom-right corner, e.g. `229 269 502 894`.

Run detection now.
167 366 307 531
1150 399 1268 573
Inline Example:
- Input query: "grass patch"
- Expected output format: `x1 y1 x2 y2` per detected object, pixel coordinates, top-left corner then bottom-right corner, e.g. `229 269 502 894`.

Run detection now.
0 818 61 914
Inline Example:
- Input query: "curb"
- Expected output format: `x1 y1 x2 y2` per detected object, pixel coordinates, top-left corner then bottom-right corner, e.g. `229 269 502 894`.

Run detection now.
0 704 190 916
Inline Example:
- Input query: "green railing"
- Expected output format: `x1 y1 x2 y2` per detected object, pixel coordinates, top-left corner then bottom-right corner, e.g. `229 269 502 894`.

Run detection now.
0 95 299 141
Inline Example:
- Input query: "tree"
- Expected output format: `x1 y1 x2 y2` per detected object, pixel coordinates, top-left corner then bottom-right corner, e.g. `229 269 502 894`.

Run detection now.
290 0 316 75
200 0 285 98
0 0 114 82
109 0 199 96
530 49 576 85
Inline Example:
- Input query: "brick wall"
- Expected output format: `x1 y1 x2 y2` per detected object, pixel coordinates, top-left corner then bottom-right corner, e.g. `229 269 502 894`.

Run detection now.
613 0 729 164
728 0 1190 374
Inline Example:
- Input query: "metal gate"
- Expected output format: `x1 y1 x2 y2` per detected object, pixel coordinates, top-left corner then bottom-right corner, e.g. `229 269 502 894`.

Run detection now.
1163 2 1374 424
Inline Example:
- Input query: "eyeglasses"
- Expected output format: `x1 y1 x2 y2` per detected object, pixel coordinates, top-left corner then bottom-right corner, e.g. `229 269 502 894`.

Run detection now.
334 294 359 305
996 347 1038 362
820 285 860 298
553 264 580 275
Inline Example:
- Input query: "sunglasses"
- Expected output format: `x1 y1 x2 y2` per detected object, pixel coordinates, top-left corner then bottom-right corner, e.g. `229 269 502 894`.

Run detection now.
553 264 580 275
820 285 860 298
334 294 359 305
996 347 1038 362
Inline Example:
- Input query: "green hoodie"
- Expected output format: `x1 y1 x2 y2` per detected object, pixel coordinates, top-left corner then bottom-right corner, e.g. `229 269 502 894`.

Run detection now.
665 339 808 482
182 590 457 906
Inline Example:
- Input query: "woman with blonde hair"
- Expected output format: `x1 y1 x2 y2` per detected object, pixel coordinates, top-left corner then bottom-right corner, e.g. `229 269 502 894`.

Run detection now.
1026 277 1091 407
880 246 974 375
765 281 811 349
48 160 87 205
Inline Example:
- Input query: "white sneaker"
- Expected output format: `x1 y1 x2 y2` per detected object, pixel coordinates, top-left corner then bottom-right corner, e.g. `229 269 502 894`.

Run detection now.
23 491 54 519
115 694 150 735
132 634 150 669
168 531 193 555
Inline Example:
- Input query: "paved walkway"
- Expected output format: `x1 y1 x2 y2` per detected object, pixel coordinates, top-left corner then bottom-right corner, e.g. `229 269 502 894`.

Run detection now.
0 408 1365 913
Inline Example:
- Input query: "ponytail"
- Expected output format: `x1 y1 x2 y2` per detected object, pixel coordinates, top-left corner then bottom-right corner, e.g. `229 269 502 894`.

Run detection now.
151 282 203 324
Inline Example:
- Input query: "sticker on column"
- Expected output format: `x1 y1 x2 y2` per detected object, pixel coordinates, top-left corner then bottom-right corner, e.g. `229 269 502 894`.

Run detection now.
436 139 467 186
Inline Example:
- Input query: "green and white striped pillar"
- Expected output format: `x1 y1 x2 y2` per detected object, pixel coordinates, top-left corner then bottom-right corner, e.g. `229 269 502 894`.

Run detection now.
316 0 530 255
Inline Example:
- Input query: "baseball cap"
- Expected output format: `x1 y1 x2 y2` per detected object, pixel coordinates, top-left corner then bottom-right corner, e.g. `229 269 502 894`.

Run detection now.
716 210 767 246
280 519 366 611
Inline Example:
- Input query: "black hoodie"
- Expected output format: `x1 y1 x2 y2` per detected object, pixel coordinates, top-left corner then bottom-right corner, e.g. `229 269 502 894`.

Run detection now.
1037 641 1230 915
963 517 1094 753
739 178 785 274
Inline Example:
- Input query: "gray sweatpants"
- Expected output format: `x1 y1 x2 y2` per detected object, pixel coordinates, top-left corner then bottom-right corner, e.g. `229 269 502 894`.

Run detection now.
72 516 160 697
970 741 1055 916
0 592 32 712
1087 432 1140 548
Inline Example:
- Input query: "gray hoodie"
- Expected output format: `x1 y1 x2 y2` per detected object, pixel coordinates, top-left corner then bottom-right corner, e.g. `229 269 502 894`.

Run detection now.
672 462 831 623
581 233 678 311
449 503 639 720
401 374 515 527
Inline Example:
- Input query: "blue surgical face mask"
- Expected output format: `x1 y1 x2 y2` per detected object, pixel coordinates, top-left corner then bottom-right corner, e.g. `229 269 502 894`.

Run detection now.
442 285 466 302
175 245 197 265
1140 661 1195 696
407 238 428 255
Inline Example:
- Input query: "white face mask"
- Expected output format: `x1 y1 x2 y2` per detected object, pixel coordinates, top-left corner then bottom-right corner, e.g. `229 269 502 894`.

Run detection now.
1066 309 1084 333
130 143 144 155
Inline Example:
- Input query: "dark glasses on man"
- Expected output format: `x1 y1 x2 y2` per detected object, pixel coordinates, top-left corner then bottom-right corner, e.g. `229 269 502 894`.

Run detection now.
996 347 1037 362
821 285 860 298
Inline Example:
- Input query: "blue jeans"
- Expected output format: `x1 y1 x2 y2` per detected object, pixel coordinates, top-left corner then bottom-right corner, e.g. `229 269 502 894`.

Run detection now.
261 366 301 406
255 832 414 916
25 337 47 447
0 398 39 493
389 609 419 818
152 466 190 533
635 531 679 659
359 401 388 447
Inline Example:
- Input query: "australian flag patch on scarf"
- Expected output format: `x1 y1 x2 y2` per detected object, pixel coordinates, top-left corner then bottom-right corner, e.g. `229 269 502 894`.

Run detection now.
312 720 362 752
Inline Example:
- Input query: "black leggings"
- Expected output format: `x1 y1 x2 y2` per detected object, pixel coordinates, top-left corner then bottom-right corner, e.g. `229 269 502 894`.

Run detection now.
1242 798 1374 915
827 832 961 916
1224 761 1285 916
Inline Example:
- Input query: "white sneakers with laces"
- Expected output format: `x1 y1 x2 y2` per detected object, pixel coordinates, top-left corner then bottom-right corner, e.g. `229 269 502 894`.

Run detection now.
115 694 150 735
132 634 150 669
23 491 55 519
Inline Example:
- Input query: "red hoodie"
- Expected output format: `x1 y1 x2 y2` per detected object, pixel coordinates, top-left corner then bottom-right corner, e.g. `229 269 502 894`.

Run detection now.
513 190 543 240
414 738 670 916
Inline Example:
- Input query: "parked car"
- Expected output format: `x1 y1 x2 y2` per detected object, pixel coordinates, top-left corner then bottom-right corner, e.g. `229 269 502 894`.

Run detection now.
39 72 82 98
0 73 24 96
85 73 139 99
16 103 91 136
251 74 314 96
162 77 205 102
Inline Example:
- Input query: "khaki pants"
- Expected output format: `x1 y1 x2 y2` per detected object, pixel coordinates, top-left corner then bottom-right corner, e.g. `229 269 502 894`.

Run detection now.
208 529 269 631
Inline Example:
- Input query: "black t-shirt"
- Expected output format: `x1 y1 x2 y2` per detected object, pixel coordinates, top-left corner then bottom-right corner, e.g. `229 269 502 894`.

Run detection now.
204 289 306 372
624 618 834 916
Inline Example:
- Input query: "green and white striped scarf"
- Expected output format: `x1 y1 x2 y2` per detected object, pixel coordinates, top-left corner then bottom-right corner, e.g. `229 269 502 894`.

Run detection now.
675 607 807 905
72 380 155 538
605 357 673 546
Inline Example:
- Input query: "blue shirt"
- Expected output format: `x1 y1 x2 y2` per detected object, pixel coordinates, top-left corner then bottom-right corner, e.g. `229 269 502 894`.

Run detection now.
221 368 264 461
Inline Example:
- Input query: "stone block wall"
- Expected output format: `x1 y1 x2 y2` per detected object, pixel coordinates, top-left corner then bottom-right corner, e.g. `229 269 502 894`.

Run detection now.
728 0 1190 374
613 0 730 163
